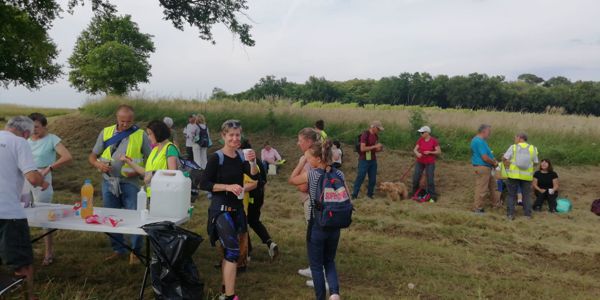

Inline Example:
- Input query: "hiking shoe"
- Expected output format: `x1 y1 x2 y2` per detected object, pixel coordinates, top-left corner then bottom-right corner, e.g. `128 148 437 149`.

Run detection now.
306 280 329 291
268 242 279 261
507 215 515 221
298 267 312 278
473 208 485 215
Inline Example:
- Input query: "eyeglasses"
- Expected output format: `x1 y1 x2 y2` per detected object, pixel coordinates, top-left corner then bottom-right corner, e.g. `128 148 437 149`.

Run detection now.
223 120 241 129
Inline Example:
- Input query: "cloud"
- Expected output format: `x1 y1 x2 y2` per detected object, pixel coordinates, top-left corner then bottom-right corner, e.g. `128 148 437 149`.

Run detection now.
2 0 600 107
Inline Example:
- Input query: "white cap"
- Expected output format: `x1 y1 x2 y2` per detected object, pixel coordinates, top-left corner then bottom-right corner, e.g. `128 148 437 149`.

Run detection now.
163 117 174 128
417 126 431 133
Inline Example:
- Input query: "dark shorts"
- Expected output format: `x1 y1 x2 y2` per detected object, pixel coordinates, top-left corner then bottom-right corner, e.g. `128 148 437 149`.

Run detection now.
0 219 33 270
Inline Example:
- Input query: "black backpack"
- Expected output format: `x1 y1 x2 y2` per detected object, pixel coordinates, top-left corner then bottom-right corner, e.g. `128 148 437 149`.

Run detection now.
196 125 209 147
354 131 369 152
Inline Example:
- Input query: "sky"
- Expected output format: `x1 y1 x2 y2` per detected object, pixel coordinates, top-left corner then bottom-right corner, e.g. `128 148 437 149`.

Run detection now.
2 0 600 108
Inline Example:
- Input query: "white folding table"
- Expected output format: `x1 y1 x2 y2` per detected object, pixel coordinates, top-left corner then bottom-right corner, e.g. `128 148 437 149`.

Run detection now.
25 203 189 299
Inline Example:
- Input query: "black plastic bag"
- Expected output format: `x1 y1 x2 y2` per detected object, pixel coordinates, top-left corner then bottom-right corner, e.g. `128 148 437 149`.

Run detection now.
142 221 204 300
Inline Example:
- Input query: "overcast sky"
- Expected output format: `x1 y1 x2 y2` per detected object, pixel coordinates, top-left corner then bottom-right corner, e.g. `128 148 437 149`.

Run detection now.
1 0 600 108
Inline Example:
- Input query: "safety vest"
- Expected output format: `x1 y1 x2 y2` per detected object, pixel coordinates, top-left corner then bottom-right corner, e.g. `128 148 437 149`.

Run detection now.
145 142 178 196
100 125 144 177
506 143 537 181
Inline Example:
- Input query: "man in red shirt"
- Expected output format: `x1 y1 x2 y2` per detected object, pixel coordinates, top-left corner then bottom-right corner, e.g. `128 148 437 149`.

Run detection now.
352 121 384 199
412 126 441 200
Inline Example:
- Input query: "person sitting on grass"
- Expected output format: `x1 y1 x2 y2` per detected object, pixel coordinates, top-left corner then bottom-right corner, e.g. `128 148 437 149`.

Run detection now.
119 120 180 192
261 141 283 171
533 159 559 213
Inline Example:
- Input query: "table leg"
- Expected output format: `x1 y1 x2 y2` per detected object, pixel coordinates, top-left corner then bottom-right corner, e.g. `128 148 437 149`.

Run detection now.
139 236 150 300
30 229 58 244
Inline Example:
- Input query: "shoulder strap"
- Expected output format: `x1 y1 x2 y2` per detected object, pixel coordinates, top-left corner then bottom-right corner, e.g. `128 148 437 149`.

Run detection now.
236 149 245 162
216 150 225 165
103 125 139 149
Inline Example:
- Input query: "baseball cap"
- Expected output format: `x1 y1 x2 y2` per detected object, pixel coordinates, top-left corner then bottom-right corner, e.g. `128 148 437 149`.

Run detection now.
370 120 384 131
417 126 431 133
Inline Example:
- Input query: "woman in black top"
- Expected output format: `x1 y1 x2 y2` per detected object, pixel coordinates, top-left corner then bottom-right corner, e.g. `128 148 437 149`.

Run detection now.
532 159 559 212
200 120 258 300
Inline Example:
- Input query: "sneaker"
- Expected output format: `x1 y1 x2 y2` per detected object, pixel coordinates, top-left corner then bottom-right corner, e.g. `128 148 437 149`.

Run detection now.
330 294 341 300
507 215 515 221
306 280 329 291
268 242 279 261
473 208 485 215
298 267 312 278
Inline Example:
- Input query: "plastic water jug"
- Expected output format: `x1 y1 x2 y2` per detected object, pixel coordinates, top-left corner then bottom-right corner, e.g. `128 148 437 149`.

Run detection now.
149 170 191 218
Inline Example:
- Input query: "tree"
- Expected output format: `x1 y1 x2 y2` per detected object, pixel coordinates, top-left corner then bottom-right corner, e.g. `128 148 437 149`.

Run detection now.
2 0 254 89
211 87 229 99
68 14 154 95
0 2 61 88
518 73 544 85
543 76 571 87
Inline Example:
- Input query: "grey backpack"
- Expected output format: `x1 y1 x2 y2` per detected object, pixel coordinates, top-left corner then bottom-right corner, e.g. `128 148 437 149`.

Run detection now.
514 144 533 170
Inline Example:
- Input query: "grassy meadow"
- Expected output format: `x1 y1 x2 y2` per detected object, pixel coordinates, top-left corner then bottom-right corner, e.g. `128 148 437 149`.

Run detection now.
82 97 600 165
3 100 600 299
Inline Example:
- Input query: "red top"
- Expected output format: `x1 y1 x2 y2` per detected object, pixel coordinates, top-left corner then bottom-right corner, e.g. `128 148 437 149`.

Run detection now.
416 137 439 164
359 131 379 161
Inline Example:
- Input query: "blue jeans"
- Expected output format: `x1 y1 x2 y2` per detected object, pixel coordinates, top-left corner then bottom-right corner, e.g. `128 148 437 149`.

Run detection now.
412 162 436 197
102 180 143 254
352 160 377 198
307 221 340 300
507 179 532 217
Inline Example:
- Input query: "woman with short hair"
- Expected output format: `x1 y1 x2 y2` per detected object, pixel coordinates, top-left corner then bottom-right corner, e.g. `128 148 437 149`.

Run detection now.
200 120 259 300
25 112 73 266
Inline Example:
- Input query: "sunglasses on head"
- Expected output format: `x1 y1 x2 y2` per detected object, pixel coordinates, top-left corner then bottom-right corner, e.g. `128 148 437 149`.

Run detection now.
224 120 241 128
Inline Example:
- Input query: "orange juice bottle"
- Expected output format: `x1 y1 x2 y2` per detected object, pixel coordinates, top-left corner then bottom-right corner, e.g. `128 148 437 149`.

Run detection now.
81 179 94 219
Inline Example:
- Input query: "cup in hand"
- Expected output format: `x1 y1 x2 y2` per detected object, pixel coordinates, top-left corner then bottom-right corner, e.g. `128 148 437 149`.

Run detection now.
242 149 253 161
237 187 245 200
548 188 554 195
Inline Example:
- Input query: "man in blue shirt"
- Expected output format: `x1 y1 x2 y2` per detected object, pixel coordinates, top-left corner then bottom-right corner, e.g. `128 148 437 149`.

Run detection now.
471 124 500 213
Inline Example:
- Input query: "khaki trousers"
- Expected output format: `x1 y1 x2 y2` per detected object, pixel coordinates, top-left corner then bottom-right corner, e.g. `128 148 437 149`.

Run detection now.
473 166 499 210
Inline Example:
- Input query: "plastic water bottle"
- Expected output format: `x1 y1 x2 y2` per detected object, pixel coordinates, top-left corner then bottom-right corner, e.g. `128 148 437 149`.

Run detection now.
137 186 147 212
80 179 94 219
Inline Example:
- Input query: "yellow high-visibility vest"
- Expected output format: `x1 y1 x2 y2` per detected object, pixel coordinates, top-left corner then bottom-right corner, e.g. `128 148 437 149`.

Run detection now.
506 143 537 181
145 142 177 196
100 125 144 177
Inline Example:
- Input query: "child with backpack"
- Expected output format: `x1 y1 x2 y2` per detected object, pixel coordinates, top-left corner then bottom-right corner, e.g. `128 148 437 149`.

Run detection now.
301 140 353 300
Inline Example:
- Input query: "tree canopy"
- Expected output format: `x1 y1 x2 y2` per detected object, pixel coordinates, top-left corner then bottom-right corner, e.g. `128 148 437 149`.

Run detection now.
213 73 600 116
1 0 254 89
68 14 154 95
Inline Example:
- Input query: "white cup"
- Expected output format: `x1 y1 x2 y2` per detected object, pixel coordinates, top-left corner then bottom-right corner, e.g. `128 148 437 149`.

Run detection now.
548 189 554 195
242 149 252 161
237 187 245 200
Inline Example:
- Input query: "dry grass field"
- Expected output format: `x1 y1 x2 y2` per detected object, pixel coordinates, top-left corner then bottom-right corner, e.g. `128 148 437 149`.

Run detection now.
2 109 599 300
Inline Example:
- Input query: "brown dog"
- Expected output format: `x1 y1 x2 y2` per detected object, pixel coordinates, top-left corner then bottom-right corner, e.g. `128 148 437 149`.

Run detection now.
378 181 409 201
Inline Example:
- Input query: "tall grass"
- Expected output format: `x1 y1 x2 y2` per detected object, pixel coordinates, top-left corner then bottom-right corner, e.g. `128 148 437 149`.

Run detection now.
81 97 600 165
0 104 74 120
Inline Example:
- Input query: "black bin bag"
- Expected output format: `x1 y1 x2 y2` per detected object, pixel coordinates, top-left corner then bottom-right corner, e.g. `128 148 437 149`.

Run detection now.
142 221 204 300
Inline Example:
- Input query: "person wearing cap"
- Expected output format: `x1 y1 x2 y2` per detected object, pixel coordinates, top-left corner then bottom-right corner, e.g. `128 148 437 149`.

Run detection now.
412 126 441 200
351 121 384 199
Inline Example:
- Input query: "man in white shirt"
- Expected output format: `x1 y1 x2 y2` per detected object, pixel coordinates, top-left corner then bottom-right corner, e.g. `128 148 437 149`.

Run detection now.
0 116 48 300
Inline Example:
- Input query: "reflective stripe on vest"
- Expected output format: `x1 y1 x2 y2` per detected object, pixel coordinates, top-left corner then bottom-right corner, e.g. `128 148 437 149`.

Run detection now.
506 143 536 181
145 142 177 196
100 125 144 177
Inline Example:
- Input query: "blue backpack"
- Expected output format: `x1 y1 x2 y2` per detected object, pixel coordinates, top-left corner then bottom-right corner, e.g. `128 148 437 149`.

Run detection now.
313 168 353 229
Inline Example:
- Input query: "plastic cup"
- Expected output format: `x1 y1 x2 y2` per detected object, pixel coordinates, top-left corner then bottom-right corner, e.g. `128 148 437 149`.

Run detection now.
549 189 554 195
242 149 252 161
237 187 245 200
